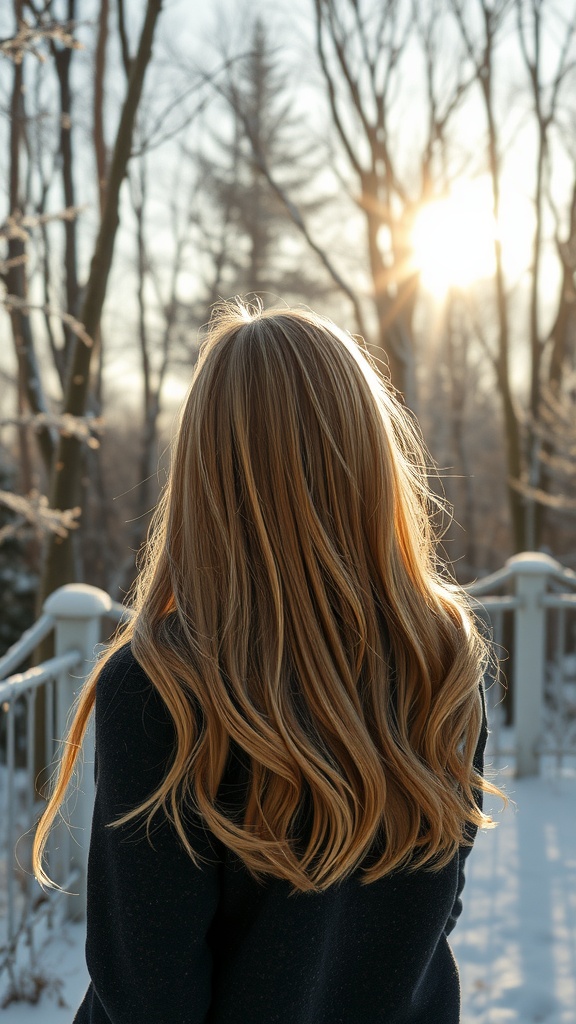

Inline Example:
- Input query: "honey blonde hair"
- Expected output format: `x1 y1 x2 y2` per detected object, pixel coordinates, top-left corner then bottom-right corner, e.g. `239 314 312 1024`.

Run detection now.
34 301 504 894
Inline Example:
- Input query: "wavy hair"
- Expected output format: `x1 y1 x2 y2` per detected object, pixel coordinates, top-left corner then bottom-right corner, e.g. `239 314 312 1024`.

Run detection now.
34 301 505 894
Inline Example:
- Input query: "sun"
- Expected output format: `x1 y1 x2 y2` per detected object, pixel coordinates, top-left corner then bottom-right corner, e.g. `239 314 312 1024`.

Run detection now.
410 176 532 296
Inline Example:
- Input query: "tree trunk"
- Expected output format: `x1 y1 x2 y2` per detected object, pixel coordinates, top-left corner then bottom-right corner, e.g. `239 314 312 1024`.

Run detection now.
363 185 418 406
483 67 526 553
52 0 80 374
7 4 54 474
40 0 163 600
94 0 110 217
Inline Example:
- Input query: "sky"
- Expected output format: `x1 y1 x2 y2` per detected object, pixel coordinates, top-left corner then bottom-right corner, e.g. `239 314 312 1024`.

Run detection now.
1 1 575 438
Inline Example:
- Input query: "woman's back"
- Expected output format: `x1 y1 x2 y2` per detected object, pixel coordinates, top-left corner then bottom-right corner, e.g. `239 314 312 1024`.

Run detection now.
34 302 502 1023
72 642 487 1024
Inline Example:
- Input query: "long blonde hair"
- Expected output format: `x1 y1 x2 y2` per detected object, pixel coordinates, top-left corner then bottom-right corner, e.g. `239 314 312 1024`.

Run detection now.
34 301 504 895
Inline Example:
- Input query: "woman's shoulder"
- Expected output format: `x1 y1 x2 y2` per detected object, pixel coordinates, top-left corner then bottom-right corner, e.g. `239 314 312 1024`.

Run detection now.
94 641 172 731
97 640 146 683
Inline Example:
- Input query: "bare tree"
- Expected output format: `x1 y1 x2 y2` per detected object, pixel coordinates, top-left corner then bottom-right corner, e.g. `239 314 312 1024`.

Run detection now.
94 0 109 216
313 0 473 405
451 0 576 551
119 146 192 580
3 0 57 482
40 0 163 600
197 18 350 319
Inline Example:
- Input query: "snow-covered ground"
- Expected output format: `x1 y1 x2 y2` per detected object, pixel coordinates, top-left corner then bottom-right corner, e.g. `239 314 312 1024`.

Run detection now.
452 770 576 1024
2 771 575 1023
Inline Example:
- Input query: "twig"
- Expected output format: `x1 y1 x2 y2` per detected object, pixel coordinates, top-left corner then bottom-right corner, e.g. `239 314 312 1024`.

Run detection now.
0 412 102 448
0 18 82 63
0 490 80 539
2 295 92 347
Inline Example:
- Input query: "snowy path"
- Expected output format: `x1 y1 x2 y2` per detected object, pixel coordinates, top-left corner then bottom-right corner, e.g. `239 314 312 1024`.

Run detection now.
2 774 575 1023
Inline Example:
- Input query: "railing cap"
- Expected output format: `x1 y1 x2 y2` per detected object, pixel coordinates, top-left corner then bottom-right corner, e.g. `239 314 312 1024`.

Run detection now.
466 550 576 594
505 551 576 583
43 583 112 619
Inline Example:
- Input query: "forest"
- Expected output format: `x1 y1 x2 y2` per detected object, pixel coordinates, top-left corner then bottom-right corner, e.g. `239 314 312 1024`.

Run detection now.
1 0 576 653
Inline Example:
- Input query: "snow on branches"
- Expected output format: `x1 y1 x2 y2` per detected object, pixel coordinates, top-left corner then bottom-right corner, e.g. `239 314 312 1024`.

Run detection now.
0 18 82 65
0 412 102 449
0 490 80 544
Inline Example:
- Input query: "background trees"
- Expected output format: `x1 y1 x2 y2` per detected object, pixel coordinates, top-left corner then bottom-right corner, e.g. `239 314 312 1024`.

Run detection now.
197 19 336 304
1 0 576 653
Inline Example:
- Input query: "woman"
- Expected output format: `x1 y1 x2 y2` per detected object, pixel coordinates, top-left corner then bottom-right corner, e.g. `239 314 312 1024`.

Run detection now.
34 302 505 1023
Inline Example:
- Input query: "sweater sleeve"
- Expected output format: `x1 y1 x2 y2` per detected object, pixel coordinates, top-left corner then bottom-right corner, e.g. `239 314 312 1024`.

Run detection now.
73 645 222 1024
443 676 489 938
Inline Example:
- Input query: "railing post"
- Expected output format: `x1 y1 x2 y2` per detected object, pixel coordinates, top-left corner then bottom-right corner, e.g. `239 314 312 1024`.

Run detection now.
43 584 112 921
508 553 552 777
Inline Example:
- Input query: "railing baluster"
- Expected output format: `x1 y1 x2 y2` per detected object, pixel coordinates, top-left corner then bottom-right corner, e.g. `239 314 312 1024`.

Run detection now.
45 675 54 772
6 700 16 956
492 609 505 761
25 688 37 923
43 676 55 919
554 606 566 774
26 688 35 827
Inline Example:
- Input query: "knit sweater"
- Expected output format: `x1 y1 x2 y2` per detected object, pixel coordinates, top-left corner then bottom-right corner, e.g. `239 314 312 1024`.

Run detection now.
73 643 488 1024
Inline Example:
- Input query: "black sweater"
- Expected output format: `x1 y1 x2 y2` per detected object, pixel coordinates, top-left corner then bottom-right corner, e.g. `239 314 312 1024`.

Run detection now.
73 644 488 1024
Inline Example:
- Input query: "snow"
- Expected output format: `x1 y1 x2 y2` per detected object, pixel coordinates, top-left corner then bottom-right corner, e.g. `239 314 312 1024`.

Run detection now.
1 920 89 1022
452 770 576 1023
1 772 575 1023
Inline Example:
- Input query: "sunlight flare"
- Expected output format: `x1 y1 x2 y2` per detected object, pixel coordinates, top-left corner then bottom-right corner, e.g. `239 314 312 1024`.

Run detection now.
410 176 533 296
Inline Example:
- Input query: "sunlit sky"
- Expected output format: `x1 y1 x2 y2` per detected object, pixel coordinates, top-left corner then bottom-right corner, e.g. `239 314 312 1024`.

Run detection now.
0 0 572 408
409 175 536 296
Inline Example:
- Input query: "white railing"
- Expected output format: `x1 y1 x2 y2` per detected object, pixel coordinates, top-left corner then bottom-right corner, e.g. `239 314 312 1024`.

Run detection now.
465 552 576 777
1 553 576 997
0 585 124 1002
